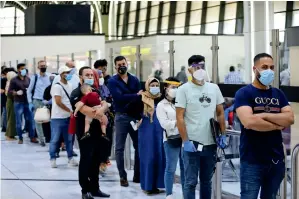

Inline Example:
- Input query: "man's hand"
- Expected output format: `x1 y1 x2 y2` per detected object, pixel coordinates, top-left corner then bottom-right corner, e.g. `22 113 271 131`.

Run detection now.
137 90 143 96
255 113 284 130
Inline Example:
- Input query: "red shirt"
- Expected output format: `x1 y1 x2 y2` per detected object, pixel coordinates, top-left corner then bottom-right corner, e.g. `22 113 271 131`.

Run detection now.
80 92 101 107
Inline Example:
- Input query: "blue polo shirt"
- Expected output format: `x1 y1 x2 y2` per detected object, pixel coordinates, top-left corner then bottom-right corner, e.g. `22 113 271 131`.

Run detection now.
234 84 289 164
107 73 141 114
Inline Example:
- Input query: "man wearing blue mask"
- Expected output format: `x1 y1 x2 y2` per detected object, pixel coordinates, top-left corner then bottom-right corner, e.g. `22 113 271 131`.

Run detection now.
234 53 294 199
8 63 37 144
49 66 78 168
175 55 226 199
51 61 80 156
107 56 142 187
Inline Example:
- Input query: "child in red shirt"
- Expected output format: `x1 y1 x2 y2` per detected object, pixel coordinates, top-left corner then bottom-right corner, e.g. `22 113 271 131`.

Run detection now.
74 84 108 140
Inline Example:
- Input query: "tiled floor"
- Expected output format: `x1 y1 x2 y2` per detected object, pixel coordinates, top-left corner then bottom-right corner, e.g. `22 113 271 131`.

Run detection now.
1 133 292 199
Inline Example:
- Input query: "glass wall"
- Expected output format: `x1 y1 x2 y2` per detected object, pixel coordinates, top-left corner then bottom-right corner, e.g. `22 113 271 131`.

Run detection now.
174 36 213 82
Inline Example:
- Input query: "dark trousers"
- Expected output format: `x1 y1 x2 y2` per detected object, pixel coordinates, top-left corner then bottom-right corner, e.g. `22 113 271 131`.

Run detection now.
240 160 285 199
115 114 140 180
78 135 102 194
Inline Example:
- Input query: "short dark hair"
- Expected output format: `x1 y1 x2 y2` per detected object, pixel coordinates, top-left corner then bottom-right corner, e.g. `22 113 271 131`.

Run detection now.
94 59 108 69
253 53 273 64
79 66 91 76
188 55 205 66
17 63 26 70
114 56 126 65
229 66 235 72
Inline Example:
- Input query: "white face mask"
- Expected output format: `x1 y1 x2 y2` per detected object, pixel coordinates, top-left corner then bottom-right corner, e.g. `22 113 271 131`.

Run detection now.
167 88 177 98
193 69 207 81
99 77 104 86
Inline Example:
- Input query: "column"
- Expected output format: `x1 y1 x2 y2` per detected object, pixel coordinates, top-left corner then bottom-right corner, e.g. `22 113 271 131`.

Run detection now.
243 1 274 82
287 27 299 195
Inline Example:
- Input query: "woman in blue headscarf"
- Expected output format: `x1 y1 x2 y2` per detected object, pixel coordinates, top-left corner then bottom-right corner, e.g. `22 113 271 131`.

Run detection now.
138 77 165 195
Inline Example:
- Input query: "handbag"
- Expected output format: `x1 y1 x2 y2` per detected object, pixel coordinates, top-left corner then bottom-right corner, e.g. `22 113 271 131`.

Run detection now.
68 113 76 135
34 106 50 123
166 133 182 148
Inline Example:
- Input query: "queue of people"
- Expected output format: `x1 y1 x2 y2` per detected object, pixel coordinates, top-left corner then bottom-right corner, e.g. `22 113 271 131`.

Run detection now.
0 52 294 199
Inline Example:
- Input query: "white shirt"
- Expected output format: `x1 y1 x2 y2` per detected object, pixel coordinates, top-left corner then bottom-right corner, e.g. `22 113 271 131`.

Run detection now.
51 81 73 119
175 81 224 145
51 74 80 93
156 98 179 142
280 69 290 86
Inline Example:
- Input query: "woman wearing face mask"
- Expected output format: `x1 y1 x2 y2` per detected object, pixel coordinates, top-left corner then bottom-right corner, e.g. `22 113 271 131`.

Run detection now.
156 77 185 199
138 77 165 195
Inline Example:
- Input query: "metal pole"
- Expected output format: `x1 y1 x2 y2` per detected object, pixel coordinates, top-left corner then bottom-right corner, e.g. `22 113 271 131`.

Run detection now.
110 127 116 160
135 45 141 80
211 35 219 84
88 51 92 67
71 53 75 61
33 58 36 74
109 48 114 75
271 29 280 88
169 40 175 77
56 55 59 73
278 143 287 199
291 144 299 199
124 136 132 170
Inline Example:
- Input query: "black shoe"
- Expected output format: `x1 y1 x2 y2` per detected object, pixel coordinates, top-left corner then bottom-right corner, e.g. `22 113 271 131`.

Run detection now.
55 153 60 158
133 176 140 183
82 192 94 199
91 190 110 198
72 151 78 157
120 178 129 187
40 141 46 147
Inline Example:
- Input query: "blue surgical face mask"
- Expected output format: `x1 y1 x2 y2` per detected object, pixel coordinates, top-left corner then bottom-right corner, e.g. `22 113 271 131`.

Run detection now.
149 86 160 95
257 69 274 86
84 78 94 86
20 69 27 76
65 74 73 81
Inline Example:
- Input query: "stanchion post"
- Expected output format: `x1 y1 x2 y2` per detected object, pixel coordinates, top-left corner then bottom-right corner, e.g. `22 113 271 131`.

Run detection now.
136 45 141 80
271 29 280 88
291 144 299 199
169 40 175 77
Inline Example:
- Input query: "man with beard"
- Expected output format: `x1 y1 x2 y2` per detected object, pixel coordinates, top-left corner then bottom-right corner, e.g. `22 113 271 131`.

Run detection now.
234 53 294 199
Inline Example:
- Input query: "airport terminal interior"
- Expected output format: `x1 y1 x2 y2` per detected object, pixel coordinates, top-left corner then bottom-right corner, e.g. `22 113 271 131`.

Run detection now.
1 1 299 199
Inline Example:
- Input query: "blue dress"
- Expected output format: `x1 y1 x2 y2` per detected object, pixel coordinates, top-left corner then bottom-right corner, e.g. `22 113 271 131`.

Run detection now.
138 109 165 191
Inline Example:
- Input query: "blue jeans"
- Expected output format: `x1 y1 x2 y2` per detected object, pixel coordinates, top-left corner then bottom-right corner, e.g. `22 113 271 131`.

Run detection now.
183 145 217 199
49 118 73 160
164 141 185 196
14 102 34 140
240 161 285 199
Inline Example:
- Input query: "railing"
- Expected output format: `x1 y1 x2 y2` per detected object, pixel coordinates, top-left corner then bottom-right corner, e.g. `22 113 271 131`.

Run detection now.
291 143 299 199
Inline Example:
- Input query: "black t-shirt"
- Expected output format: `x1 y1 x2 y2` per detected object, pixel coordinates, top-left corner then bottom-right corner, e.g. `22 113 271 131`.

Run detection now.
1 77 7 107
70 85 102 140
234 84 289 164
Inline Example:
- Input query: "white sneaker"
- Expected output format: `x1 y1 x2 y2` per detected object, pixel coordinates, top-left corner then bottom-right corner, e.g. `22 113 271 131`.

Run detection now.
166 194 174 199
68 158 78 167
51 159 57 168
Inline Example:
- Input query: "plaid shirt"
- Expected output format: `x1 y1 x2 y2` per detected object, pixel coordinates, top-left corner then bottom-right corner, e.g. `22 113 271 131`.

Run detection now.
224 72 243 84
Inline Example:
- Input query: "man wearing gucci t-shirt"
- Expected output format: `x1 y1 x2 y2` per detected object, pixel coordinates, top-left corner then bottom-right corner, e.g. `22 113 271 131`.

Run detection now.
234 53 294 199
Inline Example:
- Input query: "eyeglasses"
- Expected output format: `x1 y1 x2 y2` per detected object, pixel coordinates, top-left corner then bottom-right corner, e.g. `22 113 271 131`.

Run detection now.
191 62 205 70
